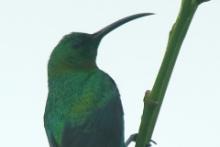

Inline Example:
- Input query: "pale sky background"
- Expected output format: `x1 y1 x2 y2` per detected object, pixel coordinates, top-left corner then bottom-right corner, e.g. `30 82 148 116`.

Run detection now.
0 0 219 147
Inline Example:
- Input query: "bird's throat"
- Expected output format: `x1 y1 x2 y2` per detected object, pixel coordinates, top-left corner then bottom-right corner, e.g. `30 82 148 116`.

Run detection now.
48 61 97 77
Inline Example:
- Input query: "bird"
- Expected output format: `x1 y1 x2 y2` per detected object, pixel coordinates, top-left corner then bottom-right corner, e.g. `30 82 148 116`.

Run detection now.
44 13 153 147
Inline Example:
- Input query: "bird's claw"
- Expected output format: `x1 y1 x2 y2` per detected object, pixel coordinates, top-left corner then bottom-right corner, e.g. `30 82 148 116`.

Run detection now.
125 133 157 147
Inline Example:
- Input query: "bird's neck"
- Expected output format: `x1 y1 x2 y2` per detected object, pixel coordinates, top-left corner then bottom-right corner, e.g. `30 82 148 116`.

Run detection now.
48 61 97 77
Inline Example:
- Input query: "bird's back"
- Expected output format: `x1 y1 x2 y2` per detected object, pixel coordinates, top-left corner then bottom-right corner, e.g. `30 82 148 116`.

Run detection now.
44 69 124 147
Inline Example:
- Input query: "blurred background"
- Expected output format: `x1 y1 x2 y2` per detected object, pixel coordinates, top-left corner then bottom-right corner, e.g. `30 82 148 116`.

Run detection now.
0 0 219 147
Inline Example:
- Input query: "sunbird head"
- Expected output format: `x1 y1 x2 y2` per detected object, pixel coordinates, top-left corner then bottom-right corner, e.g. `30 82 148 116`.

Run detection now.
48 13 153 73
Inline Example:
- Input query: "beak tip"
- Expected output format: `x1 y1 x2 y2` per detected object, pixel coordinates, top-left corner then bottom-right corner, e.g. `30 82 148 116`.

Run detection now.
93 12 155 39
142 12 155 16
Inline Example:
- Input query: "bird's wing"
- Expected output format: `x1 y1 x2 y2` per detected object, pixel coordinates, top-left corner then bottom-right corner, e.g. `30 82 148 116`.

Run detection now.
61 98 124 147
61 73 124 147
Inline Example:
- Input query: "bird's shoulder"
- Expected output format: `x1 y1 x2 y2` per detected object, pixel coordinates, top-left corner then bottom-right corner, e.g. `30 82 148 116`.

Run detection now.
89 69 118 89
81 69 120 102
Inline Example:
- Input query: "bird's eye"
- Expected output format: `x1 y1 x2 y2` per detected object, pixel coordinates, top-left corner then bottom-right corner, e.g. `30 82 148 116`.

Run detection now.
72 39 87 49
72 40 83 49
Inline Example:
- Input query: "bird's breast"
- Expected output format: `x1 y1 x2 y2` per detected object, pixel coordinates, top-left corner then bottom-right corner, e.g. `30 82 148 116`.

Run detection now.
45 70 117 123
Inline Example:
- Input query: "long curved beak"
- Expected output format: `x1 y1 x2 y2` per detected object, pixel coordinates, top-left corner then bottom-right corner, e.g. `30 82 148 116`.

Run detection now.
92 13 154 40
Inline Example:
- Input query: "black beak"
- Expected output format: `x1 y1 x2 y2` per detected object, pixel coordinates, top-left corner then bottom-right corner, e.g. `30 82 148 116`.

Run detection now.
92 13 154 40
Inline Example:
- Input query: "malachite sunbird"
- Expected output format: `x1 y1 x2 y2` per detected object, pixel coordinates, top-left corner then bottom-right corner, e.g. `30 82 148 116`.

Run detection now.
44 13 153 147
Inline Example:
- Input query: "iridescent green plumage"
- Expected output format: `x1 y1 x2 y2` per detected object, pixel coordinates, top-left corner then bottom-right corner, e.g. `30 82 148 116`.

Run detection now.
44 13 153 147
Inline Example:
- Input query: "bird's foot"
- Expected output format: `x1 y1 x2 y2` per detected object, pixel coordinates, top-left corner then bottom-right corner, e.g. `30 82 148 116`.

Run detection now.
125 133 157 147
125 134 137 146
146 140 157 147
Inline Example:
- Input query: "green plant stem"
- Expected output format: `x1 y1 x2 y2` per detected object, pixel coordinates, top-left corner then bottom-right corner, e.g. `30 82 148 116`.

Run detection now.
135 1 209 147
